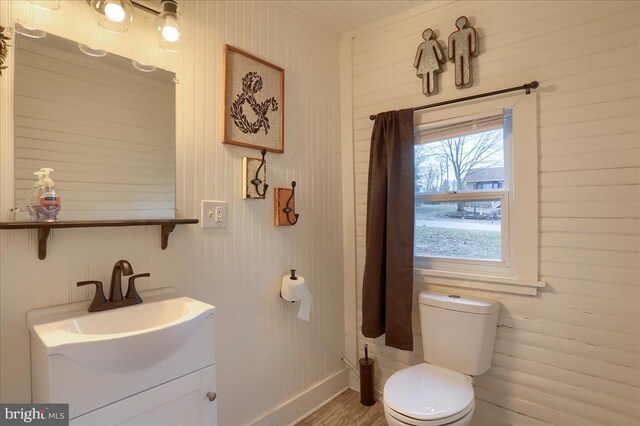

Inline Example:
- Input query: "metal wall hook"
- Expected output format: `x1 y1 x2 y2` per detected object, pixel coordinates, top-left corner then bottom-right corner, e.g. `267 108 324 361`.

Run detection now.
250 149 269 197
283 181 299 225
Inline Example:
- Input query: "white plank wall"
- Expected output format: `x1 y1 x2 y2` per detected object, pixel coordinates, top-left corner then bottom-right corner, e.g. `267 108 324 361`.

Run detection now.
1 1 345 425
343 1 640 425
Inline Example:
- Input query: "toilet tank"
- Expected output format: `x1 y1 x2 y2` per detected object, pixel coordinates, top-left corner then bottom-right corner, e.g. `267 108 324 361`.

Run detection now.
419 291 500 376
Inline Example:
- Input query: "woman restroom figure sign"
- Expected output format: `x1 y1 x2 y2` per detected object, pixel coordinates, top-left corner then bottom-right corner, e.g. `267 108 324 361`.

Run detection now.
414 28 445 96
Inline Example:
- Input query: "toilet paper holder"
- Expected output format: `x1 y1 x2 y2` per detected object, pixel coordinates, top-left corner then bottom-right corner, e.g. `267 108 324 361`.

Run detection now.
280 269 298 302
280 269 312 321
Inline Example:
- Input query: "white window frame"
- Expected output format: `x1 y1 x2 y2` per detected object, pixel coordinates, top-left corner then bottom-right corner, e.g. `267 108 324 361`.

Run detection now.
412 93 544 295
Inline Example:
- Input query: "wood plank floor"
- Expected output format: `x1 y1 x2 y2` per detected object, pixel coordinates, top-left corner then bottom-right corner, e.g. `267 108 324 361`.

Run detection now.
296 389 387 425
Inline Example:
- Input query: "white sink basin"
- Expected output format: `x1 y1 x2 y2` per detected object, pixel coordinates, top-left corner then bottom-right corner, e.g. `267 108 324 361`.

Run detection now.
28 289 215 372
63 299 189 336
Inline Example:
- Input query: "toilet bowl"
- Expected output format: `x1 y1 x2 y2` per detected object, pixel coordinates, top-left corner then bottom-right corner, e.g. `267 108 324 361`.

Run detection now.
383 363 474 426
385 405 474 426
382 292 500 426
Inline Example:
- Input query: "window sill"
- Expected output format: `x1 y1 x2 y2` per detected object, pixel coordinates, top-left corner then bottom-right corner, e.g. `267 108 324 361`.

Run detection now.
413 268 545 296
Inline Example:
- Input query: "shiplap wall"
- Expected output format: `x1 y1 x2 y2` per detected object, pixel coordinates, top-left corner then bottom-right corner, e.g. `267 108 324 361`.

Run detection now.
344 1 640 424
14 36 175 220
0 2 345 425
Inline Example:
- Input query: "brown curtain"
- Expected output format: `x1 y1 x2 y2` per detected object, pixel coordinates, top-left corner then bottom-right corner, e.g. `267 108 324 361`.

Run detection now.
361 109 415 351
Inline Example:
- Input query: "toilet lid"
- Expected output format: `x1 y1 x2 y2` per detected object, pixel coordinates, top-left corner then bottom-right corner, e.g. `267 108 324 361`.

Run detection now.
383 363 474 422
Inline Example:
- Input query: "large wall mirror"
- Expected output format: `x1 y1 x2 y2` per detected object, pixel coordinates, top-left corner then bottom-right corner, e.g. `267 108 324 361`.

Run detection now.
13 30 176 221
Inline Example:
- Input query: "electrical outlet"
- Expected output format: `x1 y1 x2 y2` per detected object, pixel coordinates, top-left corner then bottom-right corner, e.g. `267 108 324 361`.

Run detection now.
202 200 227 229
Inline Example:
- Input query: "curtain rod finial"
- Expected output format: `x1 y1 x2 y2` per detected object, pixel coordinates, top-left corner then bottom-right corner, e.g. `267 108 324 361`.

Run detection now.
525 81 539 94
369 114 376 121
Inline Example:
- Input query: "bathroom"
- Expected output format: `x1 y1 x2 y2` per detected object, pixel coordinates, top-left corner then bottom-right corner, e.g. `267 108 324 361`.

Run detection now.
0 0 638 425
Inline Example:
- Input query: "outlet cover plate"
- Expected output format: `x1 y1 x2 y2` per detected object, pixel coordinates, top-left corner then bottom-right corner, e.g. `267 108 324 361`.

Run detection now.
202 200 227 229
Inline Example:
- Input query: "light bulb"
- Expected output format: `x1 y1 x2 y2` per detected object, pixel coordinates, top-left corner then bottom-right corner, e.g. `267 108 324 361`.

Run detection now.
154 1 187 51
161 17 180 42
104 2 125 22
89 0 133 33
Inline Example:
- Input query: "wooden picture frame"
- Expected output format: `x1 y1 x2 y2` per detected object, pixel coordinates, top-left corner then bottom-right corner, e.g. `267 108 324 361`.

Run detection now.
222 45 285 153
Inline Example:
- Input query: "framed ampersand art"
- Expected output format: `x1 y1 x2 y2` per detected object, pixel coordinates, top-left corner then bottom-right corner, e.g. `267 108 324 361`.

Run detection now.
222 45 285 153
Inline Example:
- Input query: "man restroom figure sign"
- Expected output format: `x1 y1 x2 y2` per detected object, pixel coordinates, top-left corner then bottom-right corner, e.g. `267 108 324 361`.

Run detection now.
414 28 445 96
448 16 478 88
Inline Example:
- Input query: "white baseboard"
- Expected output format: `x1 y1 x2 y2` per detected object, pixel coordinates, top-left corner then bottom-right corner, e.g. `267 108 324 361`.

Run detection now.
347 368 359 392
250 368 348 426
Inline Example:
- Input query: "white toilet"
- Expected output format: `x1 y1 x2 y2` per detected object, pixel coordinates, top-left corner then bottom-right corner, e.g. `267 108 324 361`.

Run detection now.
383 291 500 425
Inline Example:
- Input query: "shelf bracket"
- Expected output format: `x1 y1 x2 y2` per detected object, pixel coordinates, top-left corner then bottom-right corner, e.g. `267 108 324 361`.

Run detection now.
160 224 176 250
38 228 51 260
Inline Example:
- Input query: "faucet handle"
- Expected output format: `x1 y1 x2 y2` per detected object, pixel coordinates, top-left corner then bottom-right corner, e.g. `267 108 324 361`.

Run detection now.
125 273 149 304
77 281 107 312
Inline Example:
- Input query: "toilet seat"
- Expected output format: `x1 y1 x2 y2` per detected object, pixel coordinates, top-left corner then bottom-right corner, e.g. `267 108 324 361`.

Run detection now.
383 363 474 425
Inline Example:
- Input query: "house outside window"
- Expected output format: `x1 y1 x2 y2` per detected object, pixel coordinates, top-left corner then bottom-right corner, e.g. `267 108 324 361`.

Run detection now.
466 167 504 191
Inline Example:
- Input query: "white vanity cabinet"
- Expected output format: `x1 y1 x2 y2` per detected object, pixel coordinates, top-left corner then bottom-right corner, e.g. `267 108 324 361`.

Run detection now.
27 292 217 426
70 366 217 426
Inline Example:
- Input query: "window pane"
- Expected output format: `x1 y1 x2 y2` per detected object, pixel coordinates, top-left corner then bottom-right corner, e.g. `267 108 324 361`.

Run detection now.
415 200 502 261
415 128 506 194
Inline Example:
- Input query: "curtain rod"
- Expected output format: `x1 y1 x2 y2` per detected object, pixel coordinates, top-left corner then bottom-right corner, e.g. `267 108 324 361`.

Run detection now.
368 81 539 121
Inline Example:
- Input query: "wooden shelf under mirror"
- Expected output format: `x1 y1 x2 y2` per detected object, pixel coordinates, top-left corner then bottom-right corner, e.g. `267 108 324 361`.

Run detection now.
0 219 199 260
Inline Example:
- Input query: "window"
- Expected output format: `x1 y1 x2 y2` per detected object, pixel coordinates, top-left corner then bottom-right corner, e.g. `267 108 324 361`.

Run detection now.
411 94 542 295
415 113 509 264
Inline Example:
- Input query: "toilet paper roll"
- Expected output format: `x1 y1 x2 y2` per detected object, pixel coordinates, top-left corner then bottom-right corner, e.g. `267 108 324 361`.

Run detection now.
281 274 312 321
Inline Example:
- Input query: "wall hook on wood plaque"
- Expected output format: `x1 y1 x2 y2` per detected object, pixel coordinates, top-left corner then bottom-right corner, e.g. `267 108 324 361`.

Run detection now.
274 181 299 226
242 149 268 199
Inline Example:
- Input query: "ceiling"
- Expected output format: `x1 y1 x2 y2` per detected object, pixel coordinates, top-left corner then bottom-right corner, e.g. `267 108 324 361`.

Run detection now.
279 1 427 36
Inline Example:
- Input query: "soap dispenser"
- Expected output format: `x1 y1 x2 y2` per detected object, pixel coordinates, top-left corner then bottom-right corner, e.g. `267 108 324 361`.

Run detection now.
37 168 61 222
26 171 45 222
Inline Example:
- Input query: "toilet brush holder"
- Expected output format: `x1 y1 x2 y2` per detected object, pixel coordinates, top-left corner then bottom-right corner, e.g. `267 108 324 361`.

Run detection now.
359 344 375 406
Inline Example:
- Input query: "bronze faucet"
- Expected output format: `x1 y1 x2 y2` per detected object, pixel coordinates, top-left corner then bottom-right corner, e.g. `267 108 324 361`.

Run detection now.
109 260 133 302
77 259 149 312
